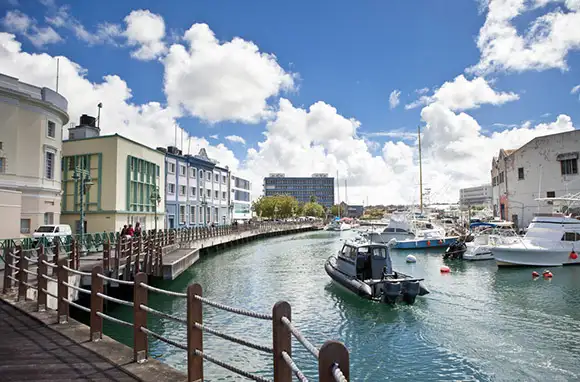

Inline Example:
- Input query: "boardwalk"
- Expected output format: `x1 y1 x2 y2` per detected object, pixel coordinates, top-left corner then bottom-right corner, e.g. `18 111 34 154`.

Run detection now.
0 299 139 381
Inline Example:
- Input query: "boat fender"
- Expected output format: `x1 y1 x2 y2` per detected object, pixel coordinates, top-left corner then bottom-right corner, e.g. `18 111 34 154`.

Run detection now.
427 240 431 246
532 271 540 278
438 239 443 244
542 270 553 278
440 265 451 273
406 255 417 263
570 251 578 260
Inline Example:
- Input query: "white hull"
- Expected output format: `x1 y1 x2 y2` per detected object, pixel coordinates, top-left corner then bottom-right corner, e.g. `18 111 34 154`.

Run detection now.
463 244 494 261
492 246 580 267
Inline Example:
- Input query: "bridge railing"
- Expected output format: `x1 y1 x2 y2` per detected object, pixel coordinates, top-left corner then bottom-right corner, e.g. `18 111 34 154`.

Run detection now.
3 243 349 382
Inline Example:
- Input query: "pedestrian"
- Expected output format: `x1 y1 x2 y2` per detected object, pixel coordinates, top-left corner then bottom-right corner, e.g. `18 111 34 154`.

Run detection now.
134 222 142 237
121 225 127 236
127 224 134 237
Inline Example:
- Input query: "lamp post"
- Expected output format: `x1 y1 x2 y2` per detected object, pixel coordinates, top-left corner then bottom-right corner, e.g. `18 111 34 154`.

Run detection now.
150 186 161 231
201 194 208 227
72 167 92 254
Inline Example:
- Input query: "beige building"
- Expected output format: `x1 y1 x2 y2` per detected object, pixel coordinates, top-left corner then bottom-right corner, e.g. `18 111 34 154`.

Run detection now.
0 73 69 239
61 119 166 233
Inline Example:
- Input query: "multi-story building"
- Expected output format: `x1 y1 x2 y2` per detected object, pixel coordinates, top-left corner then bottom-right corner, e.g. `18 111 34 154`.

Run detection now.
158 146 231 228
459 184 492 207
263 173 335 208
491 130 580 228
0 73 69 238
231 175 252 222
61 116 166 233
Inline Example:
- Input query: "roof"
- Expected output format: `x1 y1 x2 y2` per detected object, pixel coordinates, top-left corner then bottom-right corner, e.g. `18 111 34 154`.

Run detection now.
63 133 164 155
494 129 580 163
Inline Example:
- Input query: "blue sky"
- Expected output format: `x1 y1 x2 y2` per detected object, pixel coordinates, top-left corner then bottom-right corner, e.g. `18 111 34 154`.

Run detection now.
1 0 579 203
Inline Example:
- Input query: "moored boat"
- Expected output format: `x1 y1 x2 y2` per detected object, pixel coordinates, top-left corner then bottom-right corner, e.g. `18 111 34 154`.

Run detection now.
325 239 429 304
462 221 519 261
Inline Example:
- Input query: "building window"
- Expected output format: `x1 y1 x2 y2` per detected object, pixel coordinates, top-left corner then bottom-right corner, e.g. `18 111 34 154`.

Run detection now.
207 172 211 181
547 191 556 198
215 207 219 223
20 219 31 234
191 187 196 196
499 172 504 184
222 175 227 184
207 189 211 198
214 190 218 199
47 121 56 138
190 168 196 178
168 183 175 194
215 173 219 182
199 187 202 197
561 159 578 176
179 185 186 196
222 191 226 200
518 167 524 180
0 157 5 173
44 212 54 225
179 205 186 223
168 162 175 174
45 151 55 179
190 206 196 223
199 170 203 179
199 206 203 223
180 165 186 176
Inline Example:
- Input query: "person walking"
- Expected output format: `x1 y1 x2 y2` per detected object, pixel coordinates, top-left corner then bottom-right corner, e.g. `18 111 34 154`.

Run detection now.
127 224 135 237
134 222 142 237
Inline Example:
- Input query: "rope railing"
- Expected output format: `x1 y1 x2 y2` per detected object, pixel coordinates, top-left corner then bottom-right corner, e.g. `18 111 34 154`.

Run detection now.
1 242 349 382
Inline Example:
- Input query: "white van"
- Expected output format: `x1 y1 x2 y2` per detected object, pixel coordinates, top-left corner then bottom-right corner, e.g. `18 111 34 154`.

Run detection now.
32 224 72 240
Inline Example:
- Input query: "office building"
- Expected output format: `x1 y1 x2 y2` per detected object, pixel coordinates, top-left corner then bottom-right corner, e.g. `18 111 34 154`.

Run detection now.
0 73 69 238
61 116 166 233
263 173 335 208
231 174 252 222
491 129 580 228
158 146 231 228
459 184 492 207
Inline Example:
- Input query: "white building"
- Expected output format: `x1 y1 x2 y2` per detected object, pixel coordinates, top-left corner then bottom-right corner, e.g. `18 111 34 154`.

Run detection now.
0 73 69 238
459 184 492 206
491 130 580 229
231 175 252 222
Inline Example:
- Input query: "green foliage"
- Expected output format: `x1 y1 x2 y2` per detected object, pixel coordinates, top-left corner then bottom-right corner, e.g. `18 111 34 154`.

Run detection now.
302 202 325 217
330 204 340 217
309 195 317 203
251 195 299 218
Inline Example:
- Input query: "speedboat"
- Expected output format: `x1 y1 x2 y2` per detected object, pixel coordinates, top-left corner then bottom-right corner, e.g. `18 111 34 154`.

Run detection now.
325 220 352 231
492 215 580 267
325 239 429 304
364 212 458 249
463 221 519 261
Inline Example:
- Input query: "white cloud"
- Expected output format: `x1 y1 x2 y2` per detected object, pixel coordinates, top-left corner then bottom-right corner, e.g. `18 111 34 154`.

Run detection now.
389 89 401 109
2 10 62 48
415 87 429 95
572 84 580 94
209 134 219 139
123 10 166 60
225 135 246 145
163 23 295 123
469 0 580 74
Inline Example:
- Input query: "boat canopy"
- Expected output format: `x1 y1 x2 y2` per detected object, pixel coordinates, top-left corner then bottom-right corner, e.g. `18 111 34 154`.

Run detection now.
469 222 497 229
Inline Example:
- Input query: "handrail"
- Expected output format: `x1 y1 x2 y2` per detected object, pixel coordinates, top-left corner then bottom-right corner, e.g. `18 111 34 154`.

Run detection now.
1 227 348 382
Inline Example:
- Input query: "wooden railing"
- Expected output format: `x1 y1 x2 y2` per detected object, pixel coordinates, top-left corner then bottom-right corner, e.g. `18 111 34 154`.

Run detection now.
2 243 349 381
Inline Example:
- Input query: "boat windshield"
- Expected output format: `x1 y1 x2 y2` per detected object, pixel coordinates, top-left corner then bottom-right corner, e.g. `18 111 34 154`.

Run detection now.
371 247 387 258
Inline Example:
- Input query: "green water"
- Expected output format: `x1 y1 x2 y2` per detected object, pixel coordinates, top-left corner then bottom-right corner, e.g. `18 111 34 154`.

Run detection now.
102 230 580 381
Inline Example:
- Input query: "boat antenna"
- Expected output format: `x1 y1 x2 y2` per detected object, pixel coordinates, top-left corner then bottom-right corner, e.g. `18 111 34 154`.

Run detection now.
418 125 423 215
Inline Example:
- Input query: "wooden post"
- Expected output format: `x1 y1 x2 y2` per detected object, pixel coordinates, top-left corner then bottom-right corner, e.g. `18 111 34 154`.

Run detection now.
57 258 69 323
17 246 27 301
133 272 148 363
272 301 292 382
318 340 349 382
134 236 141 275
125 237 134 280
103 242 110 271
37 246 47 311
52 238 60 267
187 283 203 381
90 265 104 341
3 245 14 292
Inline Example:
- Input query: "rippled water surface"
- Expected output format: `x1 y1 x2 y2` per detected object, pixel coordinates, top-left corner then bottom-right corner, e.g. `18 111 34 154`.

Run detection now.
104 230 580 381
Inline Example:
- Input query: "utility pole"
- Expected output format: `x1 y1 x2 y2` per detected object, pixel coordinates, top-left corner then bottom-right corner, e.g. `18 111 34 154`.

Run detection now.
418 125 423 215
72 167 92 254
150 186 161 231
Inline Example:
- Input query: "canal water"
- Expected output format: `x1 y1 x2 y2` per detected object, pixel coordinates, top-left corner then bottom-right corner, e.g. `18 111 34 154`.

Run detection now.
104 230 580 381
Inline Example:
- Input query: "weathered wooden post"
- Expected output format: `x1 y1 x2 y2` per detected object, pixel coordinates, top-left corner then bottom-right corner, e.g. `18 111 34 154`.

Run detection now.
17 245 27 301
124 237 134 280
37 245 47 311
103 242 110 272
134 236 141 275
57 258 69 323
133 272 148 363
187 283 203 381
90 265 104 341
272 301 292 382
52 238 60 267
3 245 14 292
318 340 349 382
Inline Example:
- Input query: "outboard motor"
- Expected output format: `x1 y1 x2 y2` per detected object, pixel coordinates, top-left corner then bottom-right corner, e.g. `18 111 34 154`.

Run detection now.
382 282 402 304
443 240 466 260
403 281 421 304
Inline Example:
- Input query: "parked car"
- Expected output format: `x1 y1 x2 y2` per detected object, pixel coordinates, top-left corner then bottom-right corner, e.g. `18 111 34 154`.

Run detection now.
32 224 72 241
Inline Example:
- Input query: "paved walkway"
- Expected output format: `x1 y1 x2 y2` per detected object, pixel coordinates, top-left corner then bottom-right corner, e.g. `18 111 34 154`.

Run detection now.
0 300 140 381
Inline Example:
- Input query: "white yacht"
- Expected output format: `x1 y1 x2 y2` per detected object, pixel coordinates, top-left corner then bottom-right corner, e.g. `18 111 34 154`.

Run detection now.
492 215 580 267
325 220 352 231
463 221 519 261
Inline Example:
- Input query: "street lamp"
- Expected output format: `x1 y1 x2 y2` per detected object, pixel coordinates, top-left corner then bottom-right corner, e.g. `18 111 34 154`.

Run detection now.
150 186 161 231
72 167 92 253
201 194 208 227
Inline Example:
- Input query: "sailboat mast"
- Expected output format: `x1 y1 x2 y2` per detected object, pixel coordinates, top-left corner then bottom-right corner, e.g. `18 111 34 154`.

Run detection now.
418 125 423 215
336 171 340 217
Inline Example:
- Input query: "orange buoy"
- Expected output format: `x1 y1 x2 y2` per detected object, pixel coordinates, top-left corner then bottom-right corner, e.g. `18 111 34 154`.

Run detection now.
542 270 553 278
439 239 443 244
440 265 451 273
570 251 578 260
532 271 540 278
427 240 431 246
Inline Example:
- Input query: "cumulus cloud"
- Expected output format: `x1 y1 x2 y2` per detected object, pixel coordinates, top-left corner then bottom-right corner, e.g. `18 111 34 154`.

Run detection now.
123 10 166 60
163 23 295 123
225 135 246 145
1 10 62 48
389 89 401 109
469 0 580 74
572 84 580 94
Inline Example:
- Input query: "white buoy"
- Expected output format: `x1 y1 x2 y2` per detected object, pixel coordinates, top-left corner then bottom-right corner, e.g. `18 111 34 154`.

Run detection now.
406 255 417 263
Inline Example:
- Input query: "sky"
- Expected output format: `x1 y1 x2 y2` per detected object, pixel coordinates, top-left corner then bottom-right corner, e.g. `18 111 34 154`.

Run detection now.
1 0 579 205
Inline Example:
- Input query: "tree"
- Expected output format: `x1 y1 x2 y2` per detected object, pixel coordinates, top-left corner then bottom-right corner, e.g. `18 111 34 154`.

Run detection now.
309 195 317 203
303 202 325 217
330 204 340 217
251 195 299 219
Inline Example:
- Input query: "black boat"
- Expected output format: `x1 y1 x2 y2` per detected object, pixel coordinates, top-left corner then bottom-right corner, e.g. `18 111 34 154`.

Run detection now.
325 240 429 304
